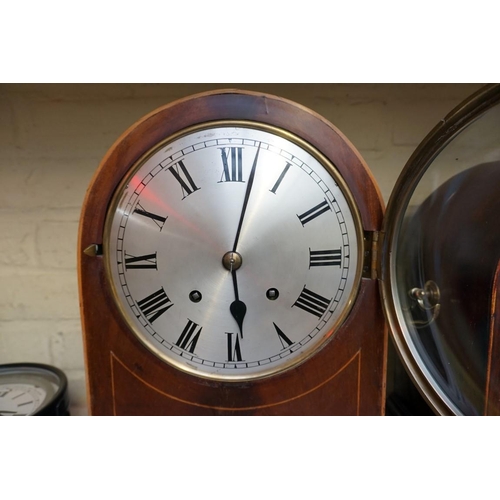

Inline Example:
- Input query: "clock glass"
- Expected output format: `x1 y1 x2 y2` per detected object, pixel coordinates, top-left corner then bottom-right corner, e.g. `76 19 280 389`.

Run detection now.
383 87 500 415
104 122 363 380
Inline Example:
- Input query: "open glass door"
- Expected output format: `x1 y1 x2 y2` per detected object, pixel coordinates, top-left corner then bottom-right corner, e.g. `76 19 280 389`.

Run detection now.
381 84 500 415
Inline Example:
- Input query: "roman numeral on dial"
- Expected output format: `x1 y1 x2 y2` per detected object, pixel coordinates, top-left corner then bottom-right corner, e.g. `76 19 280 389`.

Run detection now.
219 147 244 182
297 199 331 226
175 319 202 353
137 287 173 323
292 286 331 318
133 203 167 230
225 332 243 362
124 252 157 269
309 248 341 267
273 322 293 349
168 160 200 199
269 162 291 194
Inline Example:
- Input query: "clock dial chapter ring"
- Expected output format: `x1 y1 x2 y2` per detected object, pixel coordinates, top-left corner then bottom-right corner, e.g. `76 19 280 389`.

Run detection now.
103 121 364 381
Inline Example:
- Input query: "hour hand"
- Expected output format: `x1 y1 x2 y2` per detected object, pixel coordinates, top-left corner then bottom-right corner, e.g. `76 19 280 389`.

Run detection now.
230 270 246 338
223 252 246 338
230 299 246 339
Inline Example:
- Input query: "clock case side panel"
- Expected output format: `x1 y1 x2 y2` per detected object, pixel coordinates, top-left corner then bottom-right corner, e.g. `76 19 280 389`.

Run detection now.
78 89 386 415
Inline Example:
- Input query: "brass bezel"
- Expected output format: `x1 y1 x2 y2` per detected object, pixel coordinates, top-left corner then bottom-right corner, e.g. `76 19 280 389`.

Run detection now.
103 120 365 381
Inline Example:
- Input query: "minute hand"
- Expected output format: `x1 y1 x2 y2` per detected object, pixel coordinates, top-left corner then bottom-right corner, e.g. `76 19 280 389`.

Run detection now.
232 142 261 252
228 143 261 339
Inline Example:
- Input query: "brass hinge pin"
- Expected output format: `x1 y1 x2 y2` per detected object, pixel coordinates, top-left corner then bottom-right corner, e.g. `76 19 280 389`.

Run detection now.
362 230 380 280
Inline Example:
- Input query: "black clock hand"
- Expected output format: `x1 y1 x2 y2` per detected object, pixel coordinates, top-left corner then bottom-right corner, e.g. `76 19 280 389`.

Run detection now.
228 143 261 338
230 269 246 338
232 142 261 252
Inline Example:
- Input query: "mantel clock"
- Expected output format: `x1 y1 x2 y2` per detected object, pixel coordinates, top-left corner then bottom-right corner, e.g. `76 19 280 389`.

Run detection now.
79 89 385 415
79 85 500 415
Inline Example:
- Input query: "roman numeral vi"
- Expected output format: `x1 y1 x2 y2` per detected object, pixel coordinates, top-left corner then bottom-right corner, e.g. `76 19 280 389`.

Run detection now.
225 332 243 362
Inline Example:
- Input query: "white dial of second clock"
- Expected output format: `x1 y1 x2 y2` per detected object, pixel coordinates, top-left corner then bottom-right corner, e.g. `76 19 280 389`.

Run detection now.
106 124 361 379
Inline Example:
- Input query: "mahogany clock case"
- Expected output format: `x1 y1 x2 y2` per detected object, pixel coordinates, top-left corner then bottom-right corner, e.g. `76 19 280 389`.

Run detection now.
78 89 386 415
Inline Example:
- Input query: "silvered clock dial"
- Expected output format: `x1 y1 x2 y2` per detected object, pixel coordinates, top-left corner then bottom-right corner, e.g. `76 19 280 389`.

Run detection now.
104 122 363 380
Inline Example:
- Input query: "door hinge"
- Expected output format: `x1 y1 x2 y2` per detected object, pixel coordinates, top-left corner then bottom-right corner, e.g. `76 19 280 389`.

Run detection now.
362 230 381 280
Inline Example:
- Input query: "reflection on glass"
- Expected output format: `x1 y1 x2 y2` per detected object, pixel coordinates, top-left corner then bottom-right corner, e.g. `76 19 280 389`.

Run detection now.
396 103 500 415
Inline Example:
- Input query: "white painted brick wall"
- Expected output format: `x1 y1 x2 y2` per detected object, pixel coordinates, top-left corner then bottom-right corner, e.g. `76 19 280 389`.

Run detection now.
0 83 483 415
